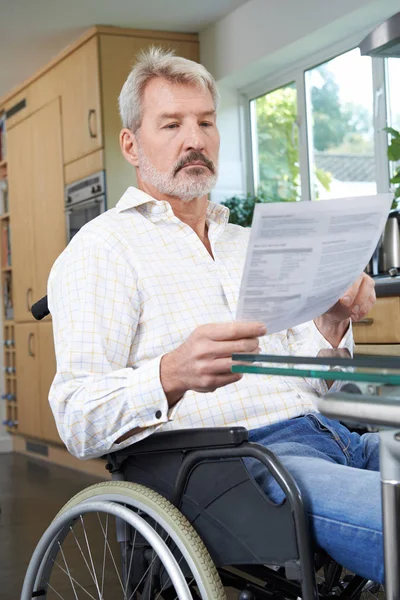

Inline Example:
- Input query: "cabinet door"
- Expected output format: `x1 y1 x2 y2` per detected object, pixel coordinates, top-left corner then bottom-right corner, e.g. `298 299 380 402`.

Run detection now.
15 323 41 438
38 321 61 444
8 99 65 321
7 116 36 322
59 37 103 164
31 98 66 300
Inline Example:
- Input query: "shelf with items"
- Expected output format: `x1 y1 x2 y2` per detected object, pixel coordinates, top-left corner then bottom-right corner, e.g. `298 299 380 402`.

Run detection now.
0 176 15 432
0 111 6 164
0 113 7 181
0 116 8 220
2 322 17 432
2 270 13 321
0 209 10 256
0 165 8 218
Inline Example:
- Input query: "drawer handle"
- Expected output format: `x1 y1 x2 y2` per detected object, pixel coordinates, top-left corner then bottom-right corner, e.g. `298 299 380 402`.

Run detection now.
88 109 97 138
353 318 374 325
28 333 35 357
26 288 33 312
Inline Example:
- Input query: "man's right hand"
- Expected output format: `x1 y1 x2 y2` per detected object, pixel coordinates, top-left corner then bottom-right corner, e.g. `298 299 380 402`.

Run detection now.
160 322 267 406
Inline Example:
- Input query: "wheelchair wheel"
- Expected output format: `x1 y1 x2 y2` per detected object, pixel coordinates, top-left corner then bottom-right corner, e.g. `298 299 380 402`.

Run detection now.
21 481 226 599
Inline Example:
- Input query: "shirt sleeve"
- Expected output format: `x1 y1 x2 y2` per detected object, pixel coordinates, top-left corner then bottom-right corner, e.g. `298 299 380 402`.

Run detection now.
284 319 354 396
48 232 179 460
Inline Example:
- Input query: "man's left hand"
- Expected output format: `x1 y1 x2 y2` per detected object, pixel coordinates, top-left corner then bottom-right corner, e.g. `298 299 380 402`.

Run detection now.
314 273 376 347
324 272 376 324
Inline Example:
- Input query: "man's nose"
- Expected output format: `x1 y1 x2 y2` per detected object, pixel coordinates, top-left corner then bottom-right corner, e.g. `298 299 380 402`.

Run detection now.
183 126 205 152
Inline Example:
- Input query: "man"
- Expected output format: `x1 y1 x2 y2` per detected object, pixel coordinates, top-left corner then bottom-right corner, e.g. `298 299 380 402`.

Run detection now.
48 47 381 583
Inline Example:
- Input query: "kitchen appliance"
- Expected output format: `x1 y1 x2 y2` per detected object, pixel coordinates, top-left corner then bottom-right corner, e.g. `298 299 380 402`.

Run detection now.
65 170 106 241
379 210 400 273
360 11 400 57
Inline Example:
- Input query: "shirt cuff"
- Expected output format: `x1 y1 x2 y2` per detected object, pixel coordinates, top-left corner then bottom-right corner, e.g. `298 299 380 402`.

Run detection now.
107 355 180 453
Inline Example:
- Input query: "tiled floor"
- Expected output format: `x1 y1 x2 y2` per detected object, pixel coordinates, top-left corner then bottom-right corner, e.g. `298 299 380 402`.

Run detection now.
0 452 102 599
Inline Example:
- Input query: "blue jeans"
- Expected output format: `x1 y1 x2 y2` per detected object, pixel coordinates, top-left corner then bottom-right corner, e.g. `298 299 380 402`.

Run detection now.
247 413 382 583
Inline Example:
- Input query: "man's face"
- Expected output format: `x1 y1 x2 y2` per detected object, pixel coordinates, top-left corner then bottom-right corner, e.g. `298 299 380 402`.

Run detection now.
134 78 220 201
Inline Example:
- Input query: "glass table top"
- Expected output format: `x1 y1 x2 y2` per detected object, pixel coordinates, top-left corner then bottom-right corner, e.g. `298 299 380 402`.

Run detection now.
231 350 400 386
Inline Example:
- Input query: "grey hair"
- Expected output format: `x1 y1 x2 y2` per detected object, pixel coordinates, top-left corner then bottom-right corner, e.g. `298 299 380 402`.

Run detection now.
118 46 219 132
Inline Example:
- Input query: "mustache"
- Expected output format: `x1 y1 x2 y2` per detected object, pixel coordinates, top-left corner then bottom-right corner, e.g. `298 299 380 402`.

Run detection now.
173 151 216 176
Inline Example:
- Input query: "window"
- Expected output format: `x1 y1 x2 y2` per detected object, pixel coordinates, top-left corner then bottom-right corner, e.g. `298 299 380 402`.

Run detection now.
245 46 393 204
306 49 375 200
387 58 400 132
250 83 300 201
386 58 400 184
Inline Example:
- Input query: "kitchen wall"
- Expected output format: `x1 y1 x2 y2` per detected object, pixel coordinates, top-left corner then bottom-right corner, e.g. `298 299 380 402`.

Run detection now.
200 0 400 203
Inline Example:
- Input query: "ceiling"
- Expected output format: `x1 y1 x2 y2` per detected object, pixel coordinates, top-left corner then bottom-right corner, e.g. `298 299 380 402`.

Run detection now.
0 0 250 99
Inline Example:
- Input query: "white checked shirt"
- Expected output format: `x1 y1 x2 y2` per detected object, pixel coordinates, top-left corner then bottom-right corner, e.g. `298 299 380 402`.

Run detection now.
48 186 353 459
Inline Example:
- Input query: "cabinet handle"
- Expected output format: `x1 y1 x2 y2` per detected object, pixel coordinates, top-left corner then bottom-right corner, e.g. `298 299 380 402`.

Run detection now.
28 333 35 357
26 288 33 312
88 109 97 138
353 318 374 325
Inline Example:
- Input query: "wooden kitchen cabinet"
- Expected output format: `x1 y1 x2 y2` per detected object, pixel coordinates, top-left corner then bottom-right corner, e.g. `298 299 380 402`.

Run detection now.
15 323 41 438
7 98 65 322
58 37 103 164
15 321 60 443
353 297 400 344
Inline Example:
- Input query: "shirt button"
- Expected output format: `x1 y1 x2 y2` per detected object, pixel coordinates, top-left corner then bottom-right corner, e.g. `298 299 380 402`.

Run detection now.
155 410 162 419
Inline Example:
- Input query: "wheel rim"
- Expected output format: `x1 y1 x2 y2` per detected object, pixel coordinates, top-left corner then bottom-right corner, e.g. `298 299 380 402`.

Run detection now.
50 484 226 600
78 491 214 600
22 501 194 600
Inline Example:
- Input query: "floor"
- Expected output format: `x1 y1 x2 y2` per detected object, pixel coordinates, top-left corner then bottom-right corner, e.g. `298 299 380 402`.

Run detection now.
0 452 102 599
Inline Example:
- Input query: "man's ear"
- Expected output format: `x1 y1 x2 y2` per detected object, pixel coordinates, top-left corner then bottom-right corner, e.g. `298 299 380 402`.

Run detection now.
120 128 139 167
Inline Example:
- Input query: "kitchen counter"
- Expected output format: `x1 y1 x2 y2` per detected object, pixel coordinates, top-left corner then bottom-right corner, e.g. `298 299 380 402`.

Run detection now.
374 274 400 297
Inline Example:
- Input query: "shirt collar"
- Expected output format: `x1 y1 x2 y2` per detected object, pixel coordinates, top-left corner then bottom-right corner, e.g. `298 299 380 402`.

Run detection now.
115 186 230 226
115 186 159 212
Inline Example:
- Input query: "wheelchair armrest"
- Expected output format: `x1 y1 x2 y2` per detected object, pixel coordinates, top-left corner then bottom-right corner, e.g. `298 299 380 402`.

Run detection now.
107 427 248 463
133 427 248 454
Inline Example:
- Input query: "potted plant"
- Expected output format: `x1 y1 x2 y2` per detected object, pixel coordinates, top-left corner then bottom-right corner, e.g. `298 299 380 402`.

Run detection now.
221 192 294 227
221 193 264 227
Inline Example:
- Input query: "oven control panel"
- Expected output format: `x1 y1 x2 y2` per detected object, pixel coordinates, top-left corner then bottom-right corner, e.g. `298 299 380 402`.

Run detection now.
65 170 106 207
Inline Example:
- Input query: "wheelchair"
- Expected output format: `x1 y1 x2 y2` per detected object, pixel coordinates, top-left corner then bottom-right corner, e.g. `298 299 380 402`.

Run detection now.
20 296 386 600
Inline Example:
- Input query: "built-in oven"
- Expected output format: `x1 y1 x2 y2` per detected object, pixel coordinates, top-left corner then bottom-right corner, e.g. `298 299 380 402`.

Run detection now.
65 170 106 241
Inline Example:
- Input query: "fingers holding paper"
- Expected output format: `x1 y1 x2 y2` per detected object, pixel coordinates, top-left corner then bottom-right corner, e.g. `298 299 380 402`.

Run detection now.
340 273 376 322
330 273 376 323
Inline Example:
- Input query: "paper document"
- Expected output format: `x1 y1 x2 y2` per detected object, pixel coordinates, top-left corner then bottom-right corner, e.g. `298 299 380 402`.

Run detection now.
236 194 393 334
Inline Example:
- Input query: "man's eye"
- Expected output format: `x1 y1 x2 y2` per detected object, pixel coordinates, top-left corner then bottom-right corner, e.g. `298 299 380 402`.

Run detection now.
200 122 212 127
165 123 179 129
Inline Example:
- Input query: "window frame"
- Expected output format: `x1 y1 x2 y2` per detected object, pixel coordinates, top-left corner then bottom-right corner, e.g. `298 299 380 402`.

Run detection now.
239 31 390 202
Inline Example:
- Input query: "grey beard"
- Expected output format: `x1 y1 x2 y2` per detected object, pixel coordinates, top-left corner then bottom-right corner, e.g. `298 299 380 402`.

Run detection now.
137 145 218 202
